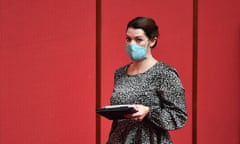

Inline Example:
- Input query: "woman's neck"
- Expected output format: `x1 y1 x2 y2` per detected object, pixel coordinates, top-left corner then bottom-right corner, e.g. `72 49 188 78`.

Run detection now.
128 57 158 75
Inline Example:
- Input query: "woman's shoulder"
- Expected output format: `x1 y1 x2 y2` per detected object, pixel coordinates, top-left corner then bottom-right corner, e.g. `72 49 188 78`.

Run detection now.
114 63 130 74
156 61 179 77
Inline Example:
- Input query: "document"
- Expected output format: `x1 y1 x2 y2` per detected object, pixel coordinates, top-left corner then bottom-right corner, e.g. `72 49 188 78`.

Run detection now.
96 105 138 120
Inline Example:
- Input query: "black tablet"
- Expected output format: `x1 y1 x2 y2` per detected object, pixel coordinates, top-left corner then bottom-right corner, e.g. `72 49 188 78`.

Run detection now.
96 105 138 120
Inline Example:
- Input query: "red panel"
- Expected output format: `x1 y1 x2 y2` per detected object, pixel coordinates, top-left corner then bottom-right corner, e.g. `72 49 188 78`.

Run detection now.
101 1 192 144
198 0 240 143
0 0 96 144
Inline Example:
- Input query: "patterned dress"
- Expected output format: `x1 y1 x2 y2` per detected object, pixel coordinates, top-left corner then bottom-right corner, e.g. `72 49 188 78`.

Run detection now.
107 61 188 144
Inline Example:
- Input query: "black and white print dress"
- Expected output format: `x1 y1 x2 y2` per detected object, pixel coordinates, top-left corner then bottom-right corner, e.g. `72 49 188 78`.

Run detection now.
107 61 188 144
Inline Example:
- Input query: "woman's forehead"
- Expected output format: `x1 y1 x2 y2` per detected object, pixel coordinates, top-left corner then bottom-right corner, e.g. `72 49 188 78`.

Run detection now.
126 28 146 37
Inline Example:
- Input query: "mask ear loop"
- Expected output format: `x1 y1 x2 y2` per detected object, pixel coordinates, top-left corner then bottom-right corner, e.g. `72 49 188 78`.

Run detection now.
145 40 151 49
145 40 153 59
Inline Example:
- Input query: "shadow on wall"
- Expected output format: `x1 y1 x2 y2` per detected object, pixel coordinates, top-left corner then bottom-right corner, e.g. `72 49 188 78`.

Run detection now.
239 25 240 62
239 24 240 79
238 25 240 140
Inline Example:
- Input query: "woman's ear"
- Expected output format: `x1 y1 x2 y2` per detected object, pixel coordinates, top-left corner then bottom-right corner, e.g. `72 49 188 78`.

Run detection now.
150 37 158 48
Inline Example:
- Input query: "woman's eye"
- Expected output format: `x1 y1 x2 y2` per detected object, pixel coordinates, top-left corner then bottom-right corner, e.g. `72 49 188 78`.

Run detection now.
136 39 143 42
126 38 131 42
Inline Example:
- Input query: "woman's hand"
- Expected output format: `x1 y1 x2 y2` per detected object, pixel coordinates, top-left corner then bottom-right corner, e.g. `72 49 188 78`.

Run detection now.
125 104 150 122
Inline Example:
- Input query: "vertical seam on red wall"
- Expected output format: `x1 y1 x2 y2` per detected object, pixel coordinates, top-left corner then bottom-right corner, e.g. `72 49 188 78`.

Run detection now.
192 0 198 143
96 0 101 144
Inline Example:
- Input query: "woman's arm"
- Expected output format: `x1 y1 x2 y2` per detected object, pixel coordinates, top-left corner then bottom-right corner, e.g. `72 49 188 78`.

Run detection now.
148 69 188 130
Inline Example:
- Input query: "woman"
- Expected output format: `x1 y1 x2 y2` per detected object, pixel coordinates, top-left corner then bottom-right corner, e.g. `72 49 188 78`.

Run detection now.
107 17 188 144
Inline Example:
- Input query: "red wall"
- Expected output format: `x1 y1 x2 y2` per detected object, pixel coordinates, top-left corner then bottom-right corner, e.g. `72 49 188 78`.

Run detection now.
1 0 240 144
198 0 240 143
0 0 96 144
100 0 193 144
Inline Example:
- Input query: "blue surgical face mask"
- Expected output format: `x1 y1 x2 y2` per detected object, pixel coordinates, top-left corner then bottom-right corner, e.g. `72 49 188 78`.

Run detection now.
126 43 147 60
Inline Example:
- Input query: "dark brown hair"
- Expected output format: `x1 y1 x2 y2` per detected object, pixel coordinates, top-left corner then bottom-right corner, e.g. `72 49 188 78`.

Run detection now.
126 17 159 48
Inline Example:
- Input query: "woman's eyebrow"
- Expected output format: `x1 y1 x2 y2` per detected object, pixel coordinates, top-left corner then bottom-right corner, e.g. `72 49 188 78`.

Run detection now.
126 35 144 38
135 36 144 38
